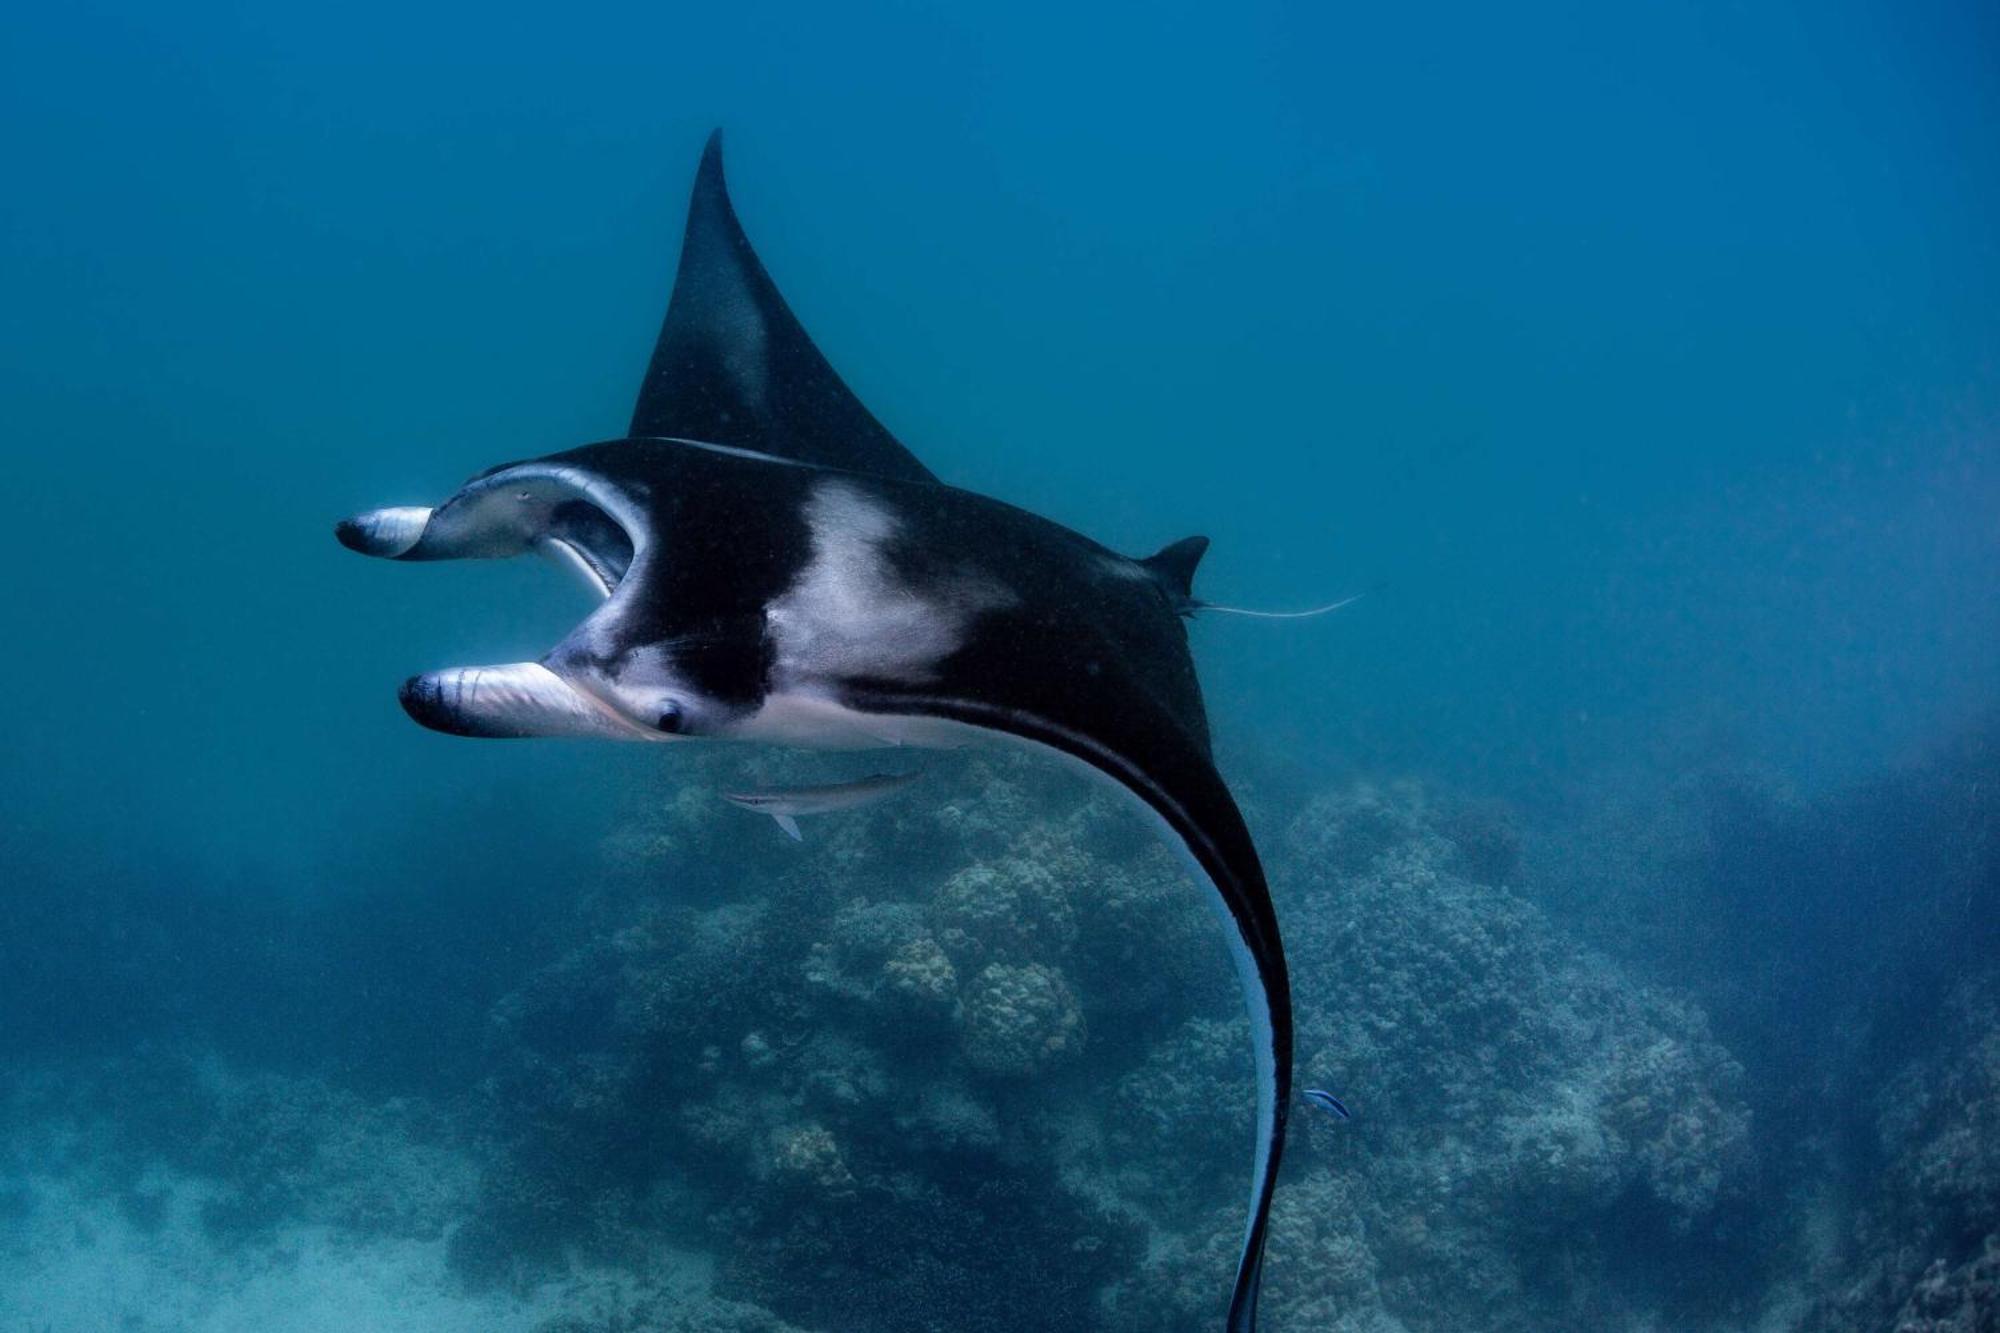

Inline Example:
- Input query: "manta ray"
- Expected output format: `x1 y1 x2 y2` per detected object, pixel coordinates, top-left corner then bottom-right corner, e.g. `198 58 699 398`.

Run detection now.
337 133 1293 1332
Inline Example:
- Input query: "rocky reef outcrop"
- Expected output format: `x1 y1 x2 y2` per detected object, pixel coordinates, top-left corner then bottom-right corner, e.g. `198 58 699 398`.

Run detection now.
450 757 1758 1332
1805 972 2000 1333
1097 780 1753 1332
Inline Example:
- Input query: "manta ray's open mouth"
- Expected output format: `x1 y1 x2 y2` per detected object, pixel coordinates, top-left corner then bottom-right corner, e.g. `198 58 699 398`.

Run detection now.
337 466 654 740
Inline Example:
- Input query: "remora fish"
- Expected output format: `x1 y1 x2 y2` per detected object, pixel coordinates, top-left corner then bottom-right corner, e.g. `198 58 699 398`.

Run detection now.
722 770 921 840
337 132 1296 1333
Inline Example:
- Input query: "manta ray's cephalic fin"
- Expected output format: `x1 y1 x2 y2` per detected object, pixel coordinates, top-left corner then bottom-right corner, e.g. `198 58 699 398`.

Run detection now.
628 131 938 485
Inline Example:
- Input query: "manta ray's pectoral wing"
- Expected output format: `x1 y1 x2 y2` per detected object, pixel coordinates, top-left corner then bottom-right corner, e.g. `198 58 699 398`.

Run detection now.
629 132 938 486
848 685 1291 1333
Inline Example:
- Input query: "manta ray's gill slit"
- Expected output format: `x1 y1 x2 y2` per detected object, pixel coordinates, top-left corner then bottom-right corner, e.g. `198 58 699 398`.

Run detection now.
538 538 612 599
344 476 649 730
546 498 635 593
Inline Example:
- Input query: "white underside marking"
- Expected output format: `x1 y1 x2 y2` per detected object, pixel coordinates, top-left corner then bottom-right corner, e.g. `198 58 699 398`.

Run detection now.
763 480 1016 689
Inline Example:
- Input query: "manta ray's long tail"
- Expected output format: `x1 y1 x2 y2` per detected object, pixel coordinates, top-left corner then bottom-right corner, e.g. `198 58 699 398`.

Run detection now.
1137 534 1366 623
1195 592 1366 620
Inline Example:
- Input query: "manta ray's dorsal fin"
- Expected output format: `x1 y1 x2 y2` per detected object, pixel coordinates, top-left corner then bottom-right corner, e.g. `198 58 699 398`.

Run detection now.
628 131 939 486
1139 534 1210 614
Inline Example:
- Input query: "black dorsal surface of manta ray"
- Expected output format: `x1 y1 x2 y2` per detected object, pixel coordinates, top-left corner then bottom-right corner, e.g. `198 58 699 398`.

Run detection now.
336 132 1294 1333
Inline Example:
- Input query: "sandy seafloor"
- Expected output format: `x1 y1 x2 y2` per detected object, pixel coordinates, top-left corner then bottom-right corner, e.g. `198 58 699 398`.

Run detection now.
2 1173 570 1333
1 1065 715 1333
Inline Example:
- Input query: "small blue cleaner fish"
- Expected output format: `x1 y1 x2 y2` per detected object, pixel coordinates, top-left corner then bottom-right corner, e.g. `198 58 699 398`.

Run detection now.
1303 1088 1351 1120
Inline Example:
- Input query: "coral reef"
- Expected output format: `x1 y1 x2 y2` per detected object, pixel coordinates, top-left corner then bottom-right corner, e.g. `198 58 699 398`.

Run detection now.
1889 1236 2000 1333
931 854 1077 964
459 752 1155 1331
1806 972 2000 1332
448 760 1762 1332
959 961 1085 1076
12 733 1992 1331
1096 780 1754 1332
1530 723 2000 1329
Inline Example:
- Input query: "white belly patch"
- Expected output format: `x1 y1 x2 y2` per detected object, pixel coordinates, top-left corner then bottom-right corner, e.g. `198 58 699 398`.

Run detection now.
763 480 1014 688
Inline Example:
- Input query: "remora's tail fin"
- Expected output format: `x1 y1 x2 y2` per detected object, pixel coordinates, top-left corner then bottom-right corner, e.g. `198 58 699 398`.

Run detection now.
1140 535 1210 613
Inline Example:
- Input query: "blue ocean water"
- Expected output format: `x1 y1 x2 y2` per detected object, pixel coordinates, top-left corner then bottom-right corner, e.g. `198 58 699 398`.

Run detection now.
1 3 1995 1330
